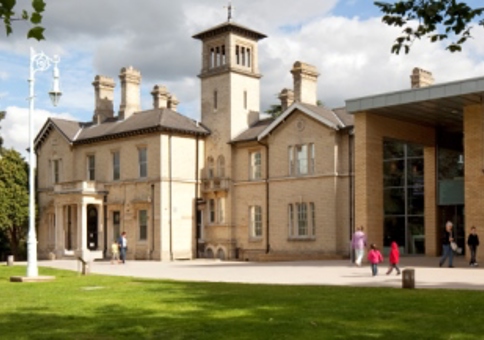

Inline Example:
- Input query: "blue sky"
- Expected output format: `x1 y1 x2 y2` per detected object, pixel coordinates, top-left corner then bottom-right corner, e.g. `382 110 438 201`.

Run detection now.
1 0 484 158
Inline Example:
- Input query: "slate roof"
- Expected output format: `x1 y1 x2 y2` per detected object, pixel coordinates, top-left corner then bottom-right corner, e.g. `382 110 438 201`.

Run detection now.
231 118 274 143
35 108 209 150
256 102 354 141
193 21 267 41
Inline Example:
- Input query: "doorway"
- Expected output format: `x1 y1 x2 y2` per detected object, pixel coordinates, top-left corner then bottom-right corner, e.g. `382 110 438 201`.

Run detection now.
87 205 98 250
438 205 465 255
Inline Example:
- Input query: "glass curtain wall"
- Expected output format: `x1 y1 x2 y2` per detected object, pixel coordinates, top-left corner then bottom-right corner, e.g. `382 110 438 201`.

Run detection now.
383 140 425 254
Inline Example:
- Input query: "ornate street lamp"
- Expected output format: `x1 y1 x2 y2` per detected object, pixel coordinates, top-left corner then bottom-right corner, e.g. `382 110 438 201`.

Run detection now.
27 47 61 277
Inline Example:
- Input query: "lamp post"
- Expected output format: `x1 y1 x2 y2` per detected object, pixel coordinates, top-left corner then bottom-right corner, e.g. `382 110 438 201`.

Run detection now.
27 47 61 277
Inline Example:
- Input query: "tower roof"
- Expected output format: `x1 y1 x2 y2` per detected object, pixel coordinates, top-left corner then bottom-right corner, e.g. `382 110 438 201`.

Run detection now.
192 21 267 41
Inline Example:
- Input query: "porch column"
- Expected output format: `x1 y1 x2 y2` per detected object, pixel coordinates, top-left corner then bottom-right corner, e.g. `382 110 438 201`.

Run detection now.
464 103 484 262
77 202 88 254
98 203 104 251
55 204 64 258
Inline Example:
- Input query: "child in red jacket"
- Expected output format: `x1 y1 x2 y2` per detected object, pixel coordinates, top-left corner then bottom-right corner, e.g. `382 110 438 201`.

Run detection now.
367 243 384 276
386 241 401 275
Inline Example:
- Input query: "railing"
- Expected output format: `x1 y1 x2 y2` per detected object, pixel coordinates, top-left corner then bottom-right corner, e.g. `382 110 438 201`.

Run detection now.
202 177 230 192
54 180 104 194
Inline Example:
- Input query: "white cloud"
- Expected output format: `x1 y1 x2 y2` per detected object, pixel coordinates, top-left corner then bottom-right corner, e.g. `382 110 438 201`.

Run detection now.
2 0 484 152
2 106 76 161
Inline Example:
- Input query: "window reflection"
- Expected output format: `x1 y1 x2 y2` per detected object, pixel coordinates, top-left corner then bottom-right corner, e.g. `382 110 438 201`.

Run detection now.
383 139 425 254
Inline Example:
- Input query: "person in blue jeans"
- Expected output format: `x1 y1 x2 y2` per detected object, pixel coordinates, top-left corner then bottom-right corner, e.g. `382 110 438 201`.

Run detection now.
439 221 454 268
118 231 128 264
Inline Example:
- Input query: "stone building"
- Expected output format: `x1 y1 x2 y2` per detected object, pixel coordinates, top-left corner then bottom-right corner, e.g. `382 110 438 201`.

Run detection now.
35 18 354 261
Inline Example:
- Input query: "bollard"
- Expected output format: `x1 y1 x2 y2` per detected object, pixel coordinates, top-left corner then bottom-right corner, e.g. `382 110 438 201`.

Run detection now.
7 255 14 266
402 268 415 289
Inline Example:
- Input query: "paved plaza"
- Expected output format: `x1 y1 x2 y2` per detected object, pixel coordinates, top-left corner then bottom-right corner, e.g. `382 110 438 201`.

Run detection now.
36 256 484 290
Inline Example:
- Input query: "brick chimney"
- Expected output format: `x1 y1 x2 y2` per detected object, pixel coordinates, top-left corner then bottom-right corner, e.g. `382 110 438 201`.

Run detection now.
291 61 319 105
278 88 294 111
151 84 169 109
410 67 434 88
118 66 141 120
168 94 179 111
92 75 115 124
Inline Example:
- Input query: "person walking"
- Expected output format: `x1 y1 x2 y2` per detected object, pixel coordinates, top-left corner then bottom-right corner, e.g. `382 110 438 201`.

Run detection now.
367 243 383 276
386 241 401 275
111 240 120 264
439 221 454 268
118 231 128 264
467 226 480 267
352 226 367 267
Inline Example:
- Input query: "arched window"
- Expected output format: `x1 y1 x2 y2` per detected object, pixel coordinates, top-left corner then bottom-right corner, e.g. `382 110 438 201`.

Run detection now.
217 155 225 178
207 156 214 178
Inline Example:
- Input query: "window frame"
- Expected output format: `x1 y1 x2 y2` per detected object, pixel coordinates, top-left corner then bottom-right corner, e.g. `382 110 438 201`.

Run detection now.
52 159 60 184
138 147 147 178
138 209 148 241
112 151 120 181
208 199 215 224
250 205 263 238
87 155 95 181
250 150 262 180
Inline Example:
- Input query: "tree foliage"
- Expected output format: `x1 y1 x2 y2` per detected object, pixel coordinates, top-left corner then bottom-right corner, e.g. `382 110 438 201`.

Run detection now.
0 148 29 258
0 0 46 40
375 0 484 54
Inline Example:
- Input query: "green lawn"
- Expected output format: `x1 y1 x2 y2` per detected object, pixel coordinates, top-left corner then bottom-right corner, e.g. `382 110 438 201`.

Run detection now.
1 266 484 340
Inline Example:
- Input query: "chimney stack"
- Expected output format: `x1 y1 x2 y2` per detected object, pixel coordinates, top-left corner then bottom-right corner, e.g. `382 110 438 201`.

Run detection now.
151 84 169 109
168 94 179 111
118 66 141 120
92 75 115 124
278 88 294 111
410 67 434 88
291 61 319 105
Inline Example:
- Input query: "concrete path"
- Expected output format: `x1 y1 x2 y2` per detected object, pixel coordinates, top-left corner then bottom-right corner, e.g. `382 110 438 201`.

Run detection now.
38 255 484 290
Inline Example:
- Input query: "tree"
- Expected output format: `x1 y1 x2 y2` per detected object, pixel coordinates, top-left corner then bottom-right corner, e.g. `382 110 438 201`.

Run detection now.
0 149 29 259
1 0 46 40
375 0 484 54
265 99 324 119
0 110 5 149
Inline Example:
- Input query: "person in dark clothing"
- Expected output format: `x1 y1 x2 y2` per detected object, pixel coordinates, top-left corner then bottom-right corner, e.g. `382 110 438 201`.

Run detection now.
467 226 480 267
439 221 454 268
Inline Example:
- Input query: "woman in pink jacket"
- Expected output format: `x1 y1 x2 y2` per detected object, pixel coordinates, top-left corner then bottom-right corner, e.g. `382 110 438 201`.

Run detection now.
367 243 383 276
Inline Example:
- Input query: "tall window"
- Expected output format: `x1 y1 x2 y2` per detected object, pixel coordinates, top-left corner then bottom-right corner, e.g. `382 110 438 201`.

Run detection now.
52 159 60 184
288 204 294 236
310 203 316 236
217 198 225 223
87 155 95 181
139 210 148 241
113 211 121 241
297 203 308 236
250 205 262 237
383 140 424 254
288 146 294 176
214 90 218 110
217 156 225 178
209 199 215 223
296 145 308 175
250 151 262 180
288 202 315 238
139 148 147 178
244 90 247 109
309 143 315 174
288 144 315 176
207 157 215 178
112 151 120 181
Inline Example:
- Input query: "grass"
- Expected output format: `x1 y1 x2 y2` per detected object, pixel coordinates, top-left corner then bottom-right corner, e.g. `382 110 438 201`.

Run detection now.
1 266 484 340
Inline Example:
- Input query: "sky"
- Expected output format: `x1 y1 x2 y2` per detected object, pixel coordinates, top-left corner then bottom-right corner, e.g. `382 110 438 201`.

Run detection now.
1 0 484 159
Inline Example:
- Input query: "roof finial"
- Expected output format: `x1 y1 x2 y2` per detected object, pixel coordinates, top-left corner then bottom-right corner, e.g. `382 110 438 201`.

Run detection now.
224 1 234 22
